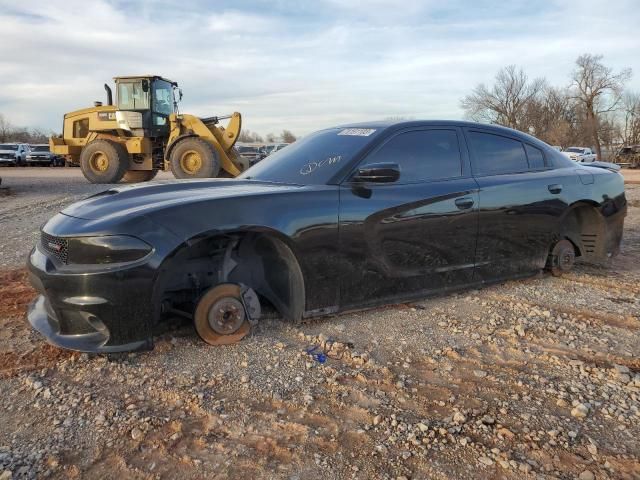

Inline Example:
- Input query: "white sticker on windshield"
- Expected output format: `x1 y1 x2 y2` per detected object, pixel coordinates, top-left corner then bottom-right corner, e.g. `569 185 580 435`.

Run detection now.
338 128 376 137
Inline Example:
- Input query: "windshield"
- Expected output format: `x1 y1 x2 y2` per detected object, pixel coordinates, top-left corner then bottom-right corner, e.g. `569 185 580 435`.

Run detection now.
32 145 49 152
566 147 585 153
240 127 381 185
152 79 174 116
117 81 149 110
0 144 18 150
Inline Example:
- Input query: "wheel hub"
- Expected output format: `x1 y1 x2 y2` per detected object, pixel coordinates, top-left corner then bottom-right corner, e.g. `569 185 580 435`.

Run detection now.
558 248 575 270
549 239 576 276
208 297 246 335
180 150 202 174
89 151 109 172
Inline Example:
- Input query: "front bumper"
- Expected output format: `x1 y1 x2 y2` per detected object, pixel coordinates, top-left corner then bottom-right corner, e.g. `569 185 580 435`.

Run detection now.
27 246 156 353
26 157 51 163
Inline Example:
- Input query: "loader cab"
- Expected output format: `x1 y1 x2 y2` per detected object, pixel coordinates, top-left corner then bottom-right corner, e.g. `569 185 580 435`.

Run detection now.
114 75 179 138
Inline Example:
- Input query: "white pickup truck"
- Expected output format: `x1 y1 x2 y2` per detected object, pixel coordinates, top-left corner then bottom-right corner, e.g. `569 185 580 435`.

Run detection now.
562 147 597 163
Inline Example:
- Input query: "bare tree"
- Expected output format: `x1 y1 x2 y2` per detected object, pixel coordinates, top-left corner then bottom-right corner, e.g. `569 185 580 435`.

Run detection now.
461 65 546 129
621 91 640 145
0 114 12 142
265 133 277 143
570 54 632 159
524 87 580 147
237 129 264 143
281 130 297 143
0 113 55 144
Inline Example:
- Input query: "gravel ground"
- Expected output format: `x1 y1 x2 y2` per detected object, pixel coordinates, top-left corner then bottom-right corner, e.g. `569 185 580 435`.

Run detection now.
0 167 638 480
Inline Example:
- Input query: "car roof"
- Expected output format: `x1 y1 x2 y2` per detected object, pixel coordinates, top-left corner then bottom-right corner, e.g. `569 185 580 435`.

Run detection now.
334 120 549 148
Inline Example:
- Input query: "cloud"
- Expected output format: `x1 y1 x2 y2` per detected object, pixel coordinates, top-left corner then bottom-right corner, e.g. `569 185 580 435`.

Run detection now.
0 0 638 136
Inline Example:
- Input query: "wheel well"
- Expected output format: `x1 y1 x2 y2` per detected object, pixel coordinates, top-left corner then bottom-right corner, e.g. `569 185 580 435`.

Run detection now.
559 203 606 260
152 231 305 324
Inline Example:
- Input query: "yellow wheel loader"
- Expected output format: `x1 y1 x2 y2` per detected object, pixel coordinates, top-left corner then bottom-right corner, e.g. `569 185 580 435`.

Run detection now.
50 75 249 184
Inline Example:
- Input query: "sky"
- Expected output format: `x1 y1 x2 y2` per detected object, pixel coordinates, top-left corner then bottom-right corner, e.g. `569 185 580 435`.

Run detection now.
0 0 639 138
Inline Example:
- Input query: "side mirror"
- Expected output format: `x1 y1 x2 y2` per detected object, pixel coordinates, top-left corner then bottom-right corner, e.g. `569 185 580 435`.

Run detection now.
352 162 400 183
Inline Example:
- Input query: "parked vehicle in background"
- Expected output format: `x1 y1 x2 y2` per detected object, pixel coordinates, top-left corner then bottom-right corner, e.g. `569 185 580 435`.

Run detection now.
0 143 29 166
562 147 597 163
613 145 640 168
551 146 563 151
27 120 627 353
236 144 264 166
263 143 289 156
27 144 65 167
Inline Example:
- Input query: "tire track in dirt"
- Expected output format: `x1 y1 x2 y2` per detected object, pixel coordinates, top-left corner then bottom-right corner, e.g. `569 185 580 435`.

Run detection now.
485 292 639 330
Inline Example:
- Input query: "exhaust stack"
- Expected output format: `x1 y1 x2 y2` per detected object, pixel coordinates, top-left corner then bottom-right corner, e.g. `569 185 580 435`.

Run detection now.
104 84 113 106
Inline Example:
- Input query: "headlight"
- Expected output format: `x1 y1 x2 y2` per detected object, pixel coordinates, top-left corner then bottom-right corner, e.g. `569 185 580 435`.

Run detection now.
67 235 152 265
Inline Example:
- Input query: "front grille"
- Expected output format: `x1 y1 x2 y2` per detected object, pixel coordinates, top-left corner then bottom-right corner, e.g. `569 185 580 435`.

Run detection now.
0 154 14 159
41 232 69 264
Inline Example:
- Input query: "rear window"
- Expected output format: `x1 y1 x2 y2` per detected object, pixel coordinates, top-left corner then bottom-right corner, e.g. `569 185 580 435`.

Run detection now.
468 131 528 175
524 144 546 169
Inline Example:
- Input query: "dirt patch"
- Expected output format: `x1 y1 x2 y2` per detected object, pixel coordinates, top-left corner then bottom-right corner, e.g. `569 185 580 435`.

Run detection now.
0 269 76 378
0 345 76 379
0 269 34 317
0 176 638 479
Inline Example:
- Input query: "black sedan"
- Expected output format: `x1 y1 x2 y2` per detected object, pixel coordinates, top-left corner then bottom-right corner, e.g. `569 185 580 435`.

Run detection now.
27 120 627 352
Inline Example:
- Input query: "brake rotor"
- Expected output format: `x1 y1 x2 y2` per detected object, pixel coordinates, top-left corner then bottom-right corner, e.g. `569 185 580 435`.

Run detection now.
194 283 251 346
550 239 576 277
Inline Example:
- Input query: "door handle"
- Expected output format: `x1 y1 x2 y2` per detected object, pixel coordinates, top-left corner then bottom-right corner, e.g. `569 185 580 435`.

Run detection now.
455 197 474 210
548 184 563 194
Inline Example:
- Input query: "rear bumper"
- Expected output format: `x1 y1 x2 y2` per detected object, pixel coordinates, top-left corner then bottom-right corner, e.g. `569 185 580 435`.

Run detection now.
27 246 155 353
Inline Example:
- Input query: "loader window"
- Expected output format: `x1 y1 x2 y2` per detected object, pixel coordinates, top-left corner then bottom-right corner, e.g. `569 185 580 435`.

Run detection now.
72 119 89 138
152 80 174 116
117 81 149 110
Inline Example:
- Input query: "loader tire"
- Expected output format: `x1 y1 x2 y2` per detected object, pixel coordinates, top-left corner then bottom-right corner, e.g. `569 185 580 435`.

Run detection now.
122 169 158 183
170 137 220 179
80 139 129 184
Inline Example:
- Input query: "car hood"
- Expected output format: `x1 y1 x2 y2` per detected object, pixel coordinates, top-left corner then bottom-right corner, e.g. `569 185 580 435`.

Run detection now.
62 179 305 221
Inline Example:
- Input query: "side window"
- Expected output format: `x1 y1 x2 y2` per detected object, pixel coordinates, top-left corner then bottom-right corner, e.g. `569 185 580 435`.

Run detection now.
73 119 89 138
468 131 528 175
117 82 149 110
524 144 546 169
362 129 462 182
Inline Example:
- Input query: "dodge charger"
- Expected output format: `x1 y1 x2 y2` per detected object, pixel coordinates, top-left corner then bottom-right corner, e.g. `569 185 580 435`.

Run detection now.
27 121 627 352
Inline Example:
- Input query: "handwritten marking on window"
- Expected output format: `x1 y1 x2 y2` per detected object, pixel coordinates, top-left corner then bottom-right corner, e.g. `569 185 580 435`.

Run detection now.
300 155 342 175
